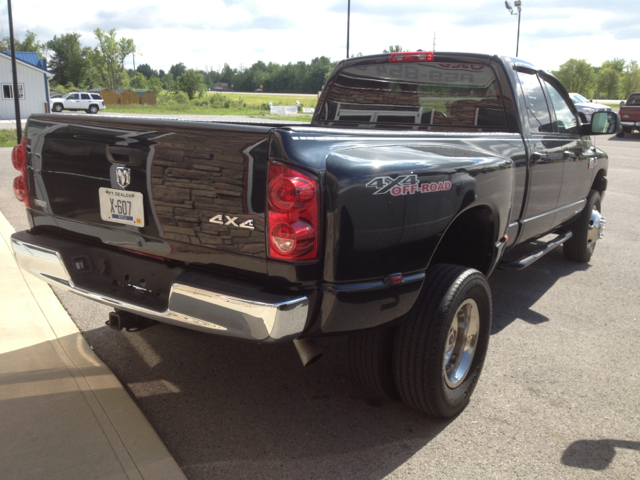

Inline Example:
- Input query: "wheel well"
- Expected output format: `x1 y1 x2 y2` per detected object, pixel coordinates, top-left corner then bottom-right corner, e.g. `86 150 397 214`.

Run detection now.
429 206 497 276
591 168 607 193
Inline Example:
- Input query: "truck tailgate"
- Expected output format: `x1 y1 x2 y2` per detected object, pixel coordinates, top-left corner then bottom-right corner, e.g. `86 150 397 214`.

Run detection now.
26 116 272 270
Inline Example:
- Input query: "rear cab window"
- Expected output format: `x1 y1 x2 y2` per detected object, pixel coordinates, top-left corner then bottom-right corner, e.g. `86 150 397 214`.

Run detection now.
627 94 640 106
318 61 509 131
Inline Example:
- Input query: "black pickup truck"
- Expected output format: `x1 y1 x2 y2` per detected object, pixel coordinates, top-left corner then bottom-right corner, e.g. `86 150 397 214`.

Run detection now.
10 52 619 418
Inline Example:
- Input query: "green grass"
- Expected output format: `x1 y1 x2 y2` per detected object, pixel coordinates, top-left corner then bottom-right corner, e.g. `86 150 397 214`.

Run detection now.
252 115 313 123
105 92 319 116
0 129 17 148
105 104 267 115
206 92 319 109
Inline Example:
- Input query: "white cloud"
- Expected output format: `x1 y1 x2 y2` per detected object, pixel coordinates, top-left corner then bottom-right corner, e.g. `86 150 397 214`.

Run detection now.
0 0 636 74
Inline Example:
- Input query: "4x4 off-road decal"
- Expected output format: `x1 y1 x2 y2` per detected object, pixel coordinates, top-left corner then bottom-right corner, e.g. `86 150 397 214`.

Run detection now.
366 175 452 196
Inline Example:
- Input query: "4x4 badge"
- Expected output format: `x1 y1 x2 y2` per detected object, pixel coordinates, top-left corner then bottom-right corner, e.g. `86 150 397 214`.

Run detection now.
116 166 131 188
209 215 254 230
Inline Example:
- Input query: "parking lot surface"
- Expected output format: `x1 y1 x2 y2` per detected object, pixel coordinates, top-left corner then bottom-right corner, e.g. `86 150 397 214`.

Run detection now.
1 132 638 479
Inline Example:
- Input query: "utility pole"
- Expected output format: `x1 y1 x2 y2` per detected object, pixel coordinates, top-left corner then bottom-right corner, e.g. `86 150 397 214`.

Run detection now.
7 0 22 143
346 0 351 59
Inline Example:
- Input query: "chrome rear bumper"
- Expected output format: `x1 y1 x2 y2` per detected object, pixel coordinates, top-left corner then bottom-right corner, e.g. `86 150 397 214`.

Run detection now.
11 236 309 342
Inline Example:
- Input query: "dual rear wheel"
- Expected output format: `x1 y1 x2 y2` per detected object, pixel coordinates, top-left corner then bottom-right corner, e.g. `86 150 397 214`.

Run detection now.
349 264 492 418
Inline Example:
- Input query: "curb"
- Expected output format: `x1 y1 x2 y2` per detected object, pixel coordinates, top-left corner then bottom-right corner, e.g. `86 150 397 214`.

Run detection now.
0 211 186 480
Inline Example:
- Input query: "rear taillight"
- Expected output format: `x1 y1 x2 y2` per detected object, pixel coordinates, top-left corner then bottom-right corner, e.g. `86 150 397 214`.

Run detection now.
267 161 319 261
389 51 434 62
12 137 29 206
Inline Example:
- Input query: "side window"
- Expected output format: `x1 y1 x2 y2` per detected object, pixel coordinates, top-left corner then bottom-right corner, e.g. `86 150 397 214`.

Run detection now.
91 94 102 100
68 93 79 100
543 81 578 134
81 93 90 100
517 72 552 133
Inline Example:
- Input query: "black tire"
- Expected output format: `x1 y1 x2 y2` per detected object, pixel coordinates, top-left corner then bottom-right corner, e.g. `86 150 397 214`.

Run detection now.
88 104 99 114
52 103 63 113
563 189 603 263
348 326 399 399
394 264 491 418
616 130 625 138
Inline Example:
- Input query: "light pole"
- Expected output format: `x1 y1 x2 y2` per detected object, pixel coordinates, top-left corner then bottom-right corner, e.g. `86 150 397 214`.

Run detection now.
346 0 351 59
504 1 522 57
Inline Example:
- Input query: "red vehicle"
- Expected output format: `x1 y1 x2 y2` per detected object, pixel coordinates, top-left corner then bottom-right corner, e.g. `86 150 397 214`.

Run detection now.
618 93 640 137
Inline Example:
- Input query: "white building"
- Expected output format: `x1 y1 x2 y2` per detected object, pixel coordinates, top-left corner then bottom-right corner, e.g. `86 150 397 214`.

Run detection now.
0 51 53 120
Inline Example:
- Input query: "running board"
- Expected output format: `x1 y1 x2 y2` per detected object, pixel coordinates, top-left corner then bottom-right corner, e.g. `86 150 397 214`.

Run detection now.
498 230 573 271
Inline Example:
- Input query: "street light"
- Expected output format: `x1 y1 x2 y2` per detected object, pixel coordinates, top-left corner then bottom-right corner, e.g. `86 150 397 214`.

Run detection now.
504 1 522 57
346 0 351 59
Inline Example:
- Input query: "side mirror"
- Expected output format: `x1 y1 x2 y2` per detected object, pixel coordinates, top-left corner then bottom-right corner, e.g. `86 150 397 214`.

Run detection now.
590 111 621 135
620 101 626 107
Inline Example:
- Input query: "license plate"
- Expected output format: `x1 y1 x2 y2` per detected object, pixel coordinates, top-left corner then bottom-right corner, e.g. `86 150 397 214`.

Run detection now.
99 188 145 227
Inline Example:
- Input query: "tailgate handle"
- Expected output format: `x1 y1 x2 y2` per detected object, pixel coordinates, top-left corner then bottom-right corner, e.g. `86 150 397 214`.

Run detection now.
106 145 145 166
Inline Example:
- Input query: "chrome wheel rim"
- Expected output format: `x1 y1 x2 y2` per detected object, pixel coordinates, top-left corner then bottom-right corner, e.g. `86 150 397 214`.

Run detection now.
443 298 480 388
586 207 605 253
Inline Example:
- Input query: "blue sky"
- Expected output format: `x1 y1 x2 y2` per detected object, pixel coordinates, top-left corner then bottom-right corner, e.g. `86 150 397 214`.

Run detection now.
1 0 637 73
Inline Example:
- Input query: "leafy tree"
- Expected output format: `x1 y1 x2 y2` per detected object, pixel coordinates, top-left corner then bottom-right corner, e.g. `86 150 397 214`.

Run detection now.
177 69 205 99
92 28 136 90
601 58 626 74
595 68 620 99
169 63 186 78
137 63 158 79
131 72 149 90
620 60 640 98
0 31 46 57
383 45 404 53
552 59 594 95
161 72 174 90
46 33 89 87
148 77 163 95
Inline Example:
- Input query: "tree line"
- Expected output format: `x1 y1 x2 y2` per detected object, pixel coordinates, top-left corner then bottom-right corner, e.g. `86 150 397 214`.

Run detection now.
553 58 640 100
0 30 337 98
3 32 638 100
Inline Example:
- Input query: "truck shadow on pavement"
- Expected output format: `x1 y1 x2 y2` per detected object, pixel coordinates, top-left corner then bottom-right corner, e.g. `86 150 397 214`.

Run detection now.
489 246 590 334
562 439 640 470
60 245 589 480
85 323 449 480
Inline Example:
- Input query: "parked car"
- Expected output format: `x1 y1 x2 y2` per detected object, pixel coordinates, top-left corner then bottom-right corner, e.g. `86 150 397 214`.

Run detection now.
618 92 640 137
11 52 620 418
50 92 106 114
568 93 611 123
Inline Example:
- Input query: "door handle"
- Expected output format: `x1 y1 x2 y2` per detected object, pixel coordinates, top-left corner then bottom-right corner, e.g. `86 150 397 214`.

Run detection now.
531 152 550 164
105 145 145 166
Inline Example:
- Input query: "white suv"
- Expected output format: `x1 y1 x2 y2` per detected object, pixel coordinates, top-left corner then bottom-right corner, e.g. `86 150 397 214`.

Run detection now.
50 92 106 114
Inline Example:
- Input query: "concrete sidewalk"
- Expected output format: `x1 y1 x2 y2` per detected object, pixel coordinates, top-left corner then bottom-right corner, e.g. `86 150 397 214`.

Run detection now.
0 211 186 480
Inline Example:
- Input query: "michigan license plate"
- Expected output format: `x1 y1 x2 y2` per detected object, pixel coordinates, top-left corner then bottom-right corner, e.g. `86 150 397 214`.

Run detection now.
99 188 145 227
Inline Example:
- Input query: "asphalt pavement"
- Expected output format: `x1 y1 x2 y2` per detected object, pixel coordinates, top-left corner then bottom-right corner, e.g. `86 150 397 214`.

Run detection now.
1 131 639 479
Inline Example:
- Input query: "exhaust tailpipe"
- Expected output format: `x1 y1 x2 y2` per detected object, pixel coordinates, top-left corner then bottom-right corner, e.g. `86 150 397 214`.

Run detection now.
293 338 323 367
